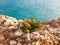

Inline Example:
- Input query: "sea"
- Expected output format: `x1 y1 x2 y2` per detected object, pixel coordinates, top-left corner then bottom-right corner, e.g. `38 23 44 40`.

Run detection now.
0 0 60 22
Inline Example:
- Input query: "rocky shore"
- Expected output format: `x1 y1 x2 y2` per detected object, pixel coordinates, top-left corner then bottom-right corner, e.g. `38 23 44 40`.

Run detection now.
0 15 60 45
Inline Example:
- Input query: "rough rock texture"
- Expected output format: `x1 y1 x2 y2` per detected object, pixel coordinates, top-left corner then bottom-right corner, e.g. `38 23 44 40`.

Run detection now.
0 15 60 45
42 18 60 28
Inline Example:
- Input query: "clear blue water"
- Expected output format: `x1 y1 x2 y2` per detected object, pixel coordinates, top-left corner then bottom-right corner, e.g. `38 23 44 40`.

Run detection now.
0 0 60 22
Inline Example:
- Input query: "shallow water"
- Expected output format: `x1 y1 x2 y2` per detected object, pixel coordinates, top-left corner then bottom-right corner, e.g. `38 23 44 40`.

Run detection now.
0 0 60 21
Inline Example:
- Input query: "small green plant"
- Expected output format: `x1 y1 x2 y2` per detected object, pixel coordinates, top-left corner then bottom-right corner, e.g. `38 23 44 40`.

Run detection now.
18 17 46 33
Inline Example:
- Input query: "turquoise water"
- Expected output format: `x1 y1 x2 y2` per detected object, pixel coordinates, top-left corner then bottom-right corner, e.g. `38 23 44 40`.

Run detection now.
0 0 60 21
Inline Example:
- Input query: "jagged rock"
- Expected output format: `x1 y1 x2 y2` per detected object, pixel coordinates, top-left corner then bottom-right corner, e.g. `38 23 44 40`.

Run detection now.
9 40 17 45
0 15 60 45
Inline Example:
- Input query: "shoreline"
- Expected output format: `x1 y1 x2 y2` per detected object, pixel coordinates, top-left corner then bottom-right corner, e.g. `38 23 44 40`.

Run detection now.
0 15 60 45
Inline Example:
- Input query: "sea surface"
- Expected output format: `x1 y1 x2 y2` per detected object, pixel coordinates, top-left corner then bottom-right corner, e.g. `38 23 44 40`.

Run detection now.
0 0 60 22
